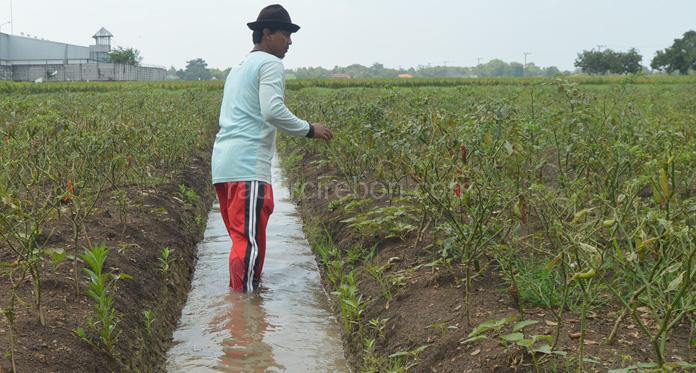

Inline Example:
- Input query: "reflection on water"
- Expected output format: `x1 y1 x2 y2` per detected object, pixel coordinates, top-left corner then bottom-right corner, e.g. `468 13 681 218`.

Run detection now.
166 156 348 372
214 293 283 372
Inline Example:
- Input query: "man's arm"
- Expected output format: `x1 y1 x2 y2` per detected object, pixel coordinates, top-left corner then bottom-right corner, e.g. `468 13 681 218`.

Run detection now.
259 61 312 137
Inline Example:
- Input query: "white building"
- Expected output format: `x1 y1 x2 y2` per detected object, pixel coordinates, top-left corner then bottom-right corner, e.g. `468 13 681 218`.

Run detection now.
1 27 112 65
0 28 165 81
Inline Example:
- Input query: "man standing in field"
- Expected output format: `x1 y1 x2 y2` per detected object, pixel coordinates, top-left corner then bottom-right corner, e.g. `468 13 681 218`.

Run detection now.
212 4 332 292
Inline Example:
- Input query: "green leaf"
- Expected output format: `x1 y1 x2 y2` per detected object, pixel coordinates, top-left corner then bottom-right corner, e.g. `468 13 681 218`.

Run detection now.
512 320 539 332
516 338 533 348
74 327 86 338
460 335 487 345
533 344 552 354
467 316 515 338
607 368 631 373
674 361 696 369
666 271 684 292
501 332 524 343
114 273 133 281
531 334 554 344
45 248 67 263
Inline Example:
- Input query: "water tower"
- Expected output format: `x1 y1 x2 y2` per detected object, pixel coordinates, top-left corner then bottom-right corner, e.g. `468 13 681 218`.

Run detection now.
89 27 113 62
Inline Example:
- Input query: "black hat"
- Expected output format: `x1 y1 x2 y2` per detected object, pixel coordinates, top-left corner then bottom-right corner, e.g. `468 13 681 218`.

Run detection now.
247 4 300 33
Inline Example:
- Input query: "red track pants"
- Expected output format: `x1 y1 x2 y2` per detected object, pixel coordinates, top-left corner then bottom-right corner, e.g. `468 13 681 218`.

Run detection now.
215 181 274 292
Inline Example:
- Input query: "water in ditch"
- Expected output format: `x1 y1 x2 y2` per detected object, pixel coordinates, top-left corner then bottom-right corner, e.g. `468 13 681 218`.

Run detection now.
166 156 348 372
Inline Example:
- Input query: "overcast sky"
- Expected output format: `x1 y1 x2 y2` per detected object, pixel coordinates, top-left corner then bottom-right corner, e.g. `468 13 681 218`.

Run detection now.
2 0 694 71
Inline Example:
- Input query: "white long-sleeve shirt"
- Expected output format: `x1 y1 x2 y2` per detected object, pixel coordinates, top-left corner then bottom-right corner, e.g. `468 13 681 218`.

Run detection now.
211 51 310 184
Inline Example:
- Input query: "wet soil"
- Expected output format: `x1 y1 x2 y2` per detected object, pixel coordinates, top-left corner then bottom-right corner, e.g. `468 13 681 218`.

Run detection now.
0 154 214 372
284 151 696 372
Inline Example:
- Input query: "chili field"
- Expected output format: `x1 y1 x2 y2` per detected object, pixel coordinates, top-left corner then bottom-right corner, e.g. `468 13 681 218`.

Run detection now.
0 86 219 371
279 77 696 372
1 77 695 372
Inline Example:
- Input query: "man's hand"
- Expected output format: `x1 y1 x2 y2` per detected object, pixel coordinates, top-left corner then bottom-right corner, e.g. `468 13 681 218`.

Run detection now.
311 123 333 140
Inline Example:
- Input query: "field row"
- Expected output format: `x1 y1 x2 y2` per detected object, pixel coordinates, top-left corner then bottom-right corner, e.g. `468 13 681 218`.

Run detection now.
0 88 220 370
280 80 696 371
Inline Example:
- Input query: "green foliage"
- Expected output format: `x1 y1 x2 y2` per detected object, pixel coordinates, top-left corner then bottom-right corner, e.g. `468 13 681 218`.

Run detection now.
159 247 174 273
178 58 213 80
340 203 417 240
142 310 155 335
178 184 199 204
467 316 516 338
464 317 564 371
332 270 365 336
574 48 643 74
208 67 231 81
279 78 696 370
107 46 143 66
76 244 127 355
289 60 565 79
366 264 393 301
0 83 219 366
651 30 696 74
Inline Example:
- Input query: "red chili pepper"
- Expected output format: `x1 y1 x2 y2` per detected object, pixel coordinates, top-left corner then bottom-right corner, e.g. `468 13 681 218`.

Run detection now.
454 183 462 198
64 179 74 202
460 144 468 164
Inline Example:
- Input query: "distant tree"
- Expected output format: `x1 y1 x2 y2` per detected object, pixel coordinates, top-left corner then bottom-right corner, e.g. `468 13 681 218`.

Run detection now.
621 48 643 74
165 66 180 80
478 59 508 77
651 30 696 74
509 62 524 76
524 62 542 76
181 58 212 80
543 66 561 76
209 67 231 80
574 48 642 74
108 47 142 66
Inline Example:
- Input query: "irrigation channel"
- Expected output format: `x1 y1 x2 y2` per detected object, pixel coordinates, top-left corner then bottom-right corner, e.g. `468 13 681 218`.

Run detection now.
166 156 348 372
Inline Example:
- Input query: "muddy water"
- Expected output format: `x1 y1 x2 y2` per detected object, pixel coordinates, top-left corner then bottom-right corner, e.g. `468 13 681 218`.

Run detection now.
166 157 348 372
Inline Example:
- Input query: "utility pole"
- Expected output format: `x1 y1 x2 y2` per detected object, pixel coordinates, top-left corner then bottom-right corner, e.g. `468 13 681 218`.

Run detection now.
474 57 484 77
596 44 607 52
10 0 13 34
523 52 531 76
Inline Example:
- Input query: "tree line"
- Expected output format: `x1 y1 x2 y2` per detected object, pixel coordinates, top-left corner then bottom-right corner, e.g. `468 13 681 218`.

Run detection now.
117 29 696 79
575 30 696 75
290 60 564 79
